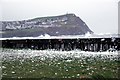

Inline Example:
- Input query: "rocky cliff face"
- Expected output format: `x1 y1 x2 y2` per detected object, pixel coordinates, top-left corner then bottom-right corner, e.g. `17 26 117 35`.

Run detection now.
1 14 93 38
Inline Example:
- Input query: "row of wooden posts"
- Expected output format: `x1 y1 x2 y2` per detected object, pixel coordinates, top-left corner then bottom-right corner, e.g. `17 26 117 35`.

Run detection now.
1 38 120 51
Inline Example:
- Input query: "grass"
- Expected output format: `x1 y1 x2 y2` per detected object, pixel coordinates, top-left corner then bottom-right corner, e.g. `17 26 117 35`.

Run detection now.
2 57 119 78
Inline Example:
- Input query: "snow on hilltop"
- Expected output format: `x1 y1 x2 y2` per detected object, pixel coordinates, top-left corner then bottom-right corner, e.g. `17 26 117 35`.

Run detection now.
0 13 93 38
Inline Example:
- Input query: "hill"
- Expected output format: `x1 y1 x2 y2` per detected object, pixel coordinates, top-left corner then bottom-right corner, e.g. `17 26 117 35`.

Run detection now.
0 13 93 38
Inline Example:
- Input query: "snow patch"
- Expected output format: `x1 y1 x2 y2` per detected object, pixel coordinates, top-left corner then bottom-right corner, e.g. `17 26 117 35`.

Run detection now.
1 49 119 61
85 32 92 37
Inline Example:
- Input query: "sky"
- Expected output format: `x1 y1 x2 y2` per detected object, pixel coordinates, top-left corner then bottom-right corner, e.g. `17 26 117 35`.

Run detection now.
0 0 119 34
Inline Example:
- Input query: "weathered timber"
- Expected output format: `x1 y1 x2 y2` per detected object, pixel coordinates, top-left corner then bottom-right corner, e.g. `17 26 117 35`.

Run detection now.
1 38 120 52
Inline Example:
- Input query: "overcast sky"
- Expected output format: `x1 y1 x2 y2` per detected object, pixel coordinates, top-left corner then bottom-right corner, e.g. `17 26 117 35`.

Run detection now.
0 0 119 34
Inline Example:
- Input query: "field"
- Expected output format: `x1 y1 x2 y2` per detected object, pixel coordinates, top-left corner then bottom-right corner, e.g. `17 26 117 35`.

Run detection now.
1 48 120 79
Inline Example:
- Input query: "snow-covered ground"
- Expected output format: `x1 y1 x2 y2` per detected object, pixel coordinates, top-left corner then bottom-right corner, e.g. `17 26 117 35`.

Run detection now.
1 48 119 61
1 48 119 78
0 33 119 40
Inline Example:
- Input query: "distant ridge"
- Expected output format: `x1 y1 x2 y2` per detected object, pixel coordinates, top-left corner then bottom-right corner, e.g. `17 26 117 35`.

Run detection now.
0 13 93 38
